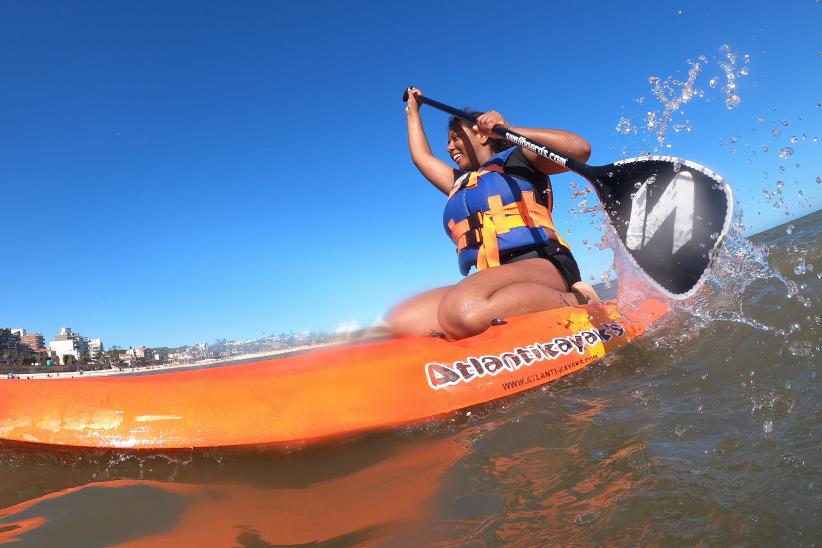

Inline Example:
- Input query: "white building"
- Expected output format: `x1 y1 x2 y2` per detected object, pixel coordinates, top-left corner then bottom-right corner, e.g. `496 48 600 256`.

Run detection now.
87 338 104 360
48 327 93 365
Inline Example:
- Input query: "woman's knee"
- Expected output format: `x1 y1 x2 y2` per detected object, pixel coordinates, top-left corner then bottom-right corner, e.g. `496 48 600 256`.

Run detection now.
437 293 489 339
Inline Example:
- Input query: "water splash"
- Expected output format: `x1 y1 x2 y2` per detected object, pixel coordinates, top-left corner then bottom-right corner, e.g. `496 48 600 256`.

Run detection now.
645 57 706 145
604 203 814 347
717 45 750 109
676 220 780 330
616 45 750 152
615 116 637 135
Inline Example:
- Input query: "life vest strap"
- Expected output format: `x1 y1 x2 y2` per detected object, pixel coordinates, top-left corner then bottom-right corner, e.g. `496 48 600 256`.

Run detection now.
448 164 505 198
449 191 570 271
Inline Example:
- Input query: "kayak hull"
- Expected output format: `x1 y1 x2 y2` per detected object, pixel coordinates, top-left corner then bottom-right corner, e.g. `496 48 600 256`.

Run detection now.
0 300 668 449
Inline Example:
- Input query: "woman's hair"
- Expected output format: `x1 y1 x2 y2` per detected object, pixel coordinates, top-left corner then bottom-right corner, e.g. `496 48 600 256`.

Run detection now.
448 109 514 154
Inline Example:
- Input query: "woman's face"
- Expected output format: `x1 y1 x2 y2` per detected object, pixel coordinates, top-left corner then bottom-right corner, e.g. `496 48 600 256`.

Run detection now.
446 123 482 170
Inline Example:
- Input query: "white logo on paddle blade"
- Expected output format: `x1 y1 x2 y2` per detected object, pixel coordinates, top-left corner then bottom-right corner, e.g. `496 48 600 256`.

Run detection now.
626 171 695 254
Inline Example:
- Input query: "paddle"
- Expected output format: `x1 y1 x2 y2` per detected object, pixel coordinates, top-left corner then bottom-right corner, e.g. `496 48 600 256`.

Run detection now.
403 89 733 300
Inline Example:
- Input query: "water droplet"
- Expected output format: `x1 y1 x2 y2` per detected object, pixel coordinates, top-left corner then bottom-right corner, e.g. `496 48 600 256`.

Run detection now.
726 95 741 109
771 128 782 138
781 119 791 126
764 420 773 434
794 258 807 275
762 145 769 152
778 147 794 159
756 116 764 124
816 176 821 184
575 511 599 526
785 224 795 235
709 78 718 88
739 67 749 76
790 136 798 144
710 232 720 240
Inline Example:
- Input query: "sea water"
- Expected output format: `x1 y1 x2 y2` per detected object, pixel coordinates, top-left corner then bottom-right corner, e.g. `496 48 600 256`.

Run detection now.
0 216 818 547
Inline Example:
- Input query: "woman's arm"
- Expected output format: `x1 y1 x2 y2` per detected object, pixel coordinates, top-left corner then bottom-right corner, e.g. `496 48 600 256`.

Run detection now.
474 111 591 175
406 88 460 194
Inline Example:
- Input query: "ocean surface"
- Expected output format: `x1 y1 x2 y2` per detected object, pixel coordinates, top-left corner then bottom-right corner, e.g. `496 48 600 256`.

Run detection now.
1 210 819 546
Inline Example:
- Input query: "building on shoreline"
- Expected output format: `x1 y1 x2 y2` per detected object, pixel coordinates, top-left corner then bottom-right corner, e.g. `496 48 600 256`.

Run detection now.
11 329 45 351
48 327 104 365
0 328 42 367
88 338 104 361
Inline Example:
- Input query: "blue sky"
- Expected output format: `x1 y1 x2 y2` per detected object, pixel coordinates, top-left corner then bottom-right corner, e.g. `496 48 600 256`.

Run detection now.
1 0 819 347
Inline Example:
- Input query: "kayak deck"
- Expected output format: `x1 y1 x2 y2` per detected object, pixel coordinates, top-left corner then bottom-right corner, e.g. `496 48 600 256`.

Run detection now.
0 300 668 449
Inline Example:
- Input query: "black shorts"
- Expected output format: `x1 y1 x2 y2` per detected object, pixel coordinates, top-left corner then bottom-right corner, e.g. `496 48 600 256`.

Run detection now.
499 242 582 288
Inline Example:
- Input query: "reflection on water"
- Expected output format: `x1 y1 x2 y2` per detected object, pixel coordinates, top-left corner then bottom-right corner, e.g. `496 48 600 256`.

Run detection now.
1 434 468 546
1 211 820 546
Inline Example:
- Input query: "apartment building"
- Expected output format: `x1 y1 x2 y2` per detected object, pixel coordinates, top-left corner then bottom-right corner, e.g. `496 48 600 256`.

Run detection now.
48 327 91 364
11 329 45 351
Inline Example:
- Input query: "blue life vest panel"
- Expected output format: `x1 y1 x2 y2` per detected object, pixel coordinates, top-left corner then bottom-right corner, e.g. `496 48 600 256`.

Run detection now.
443 148 569 275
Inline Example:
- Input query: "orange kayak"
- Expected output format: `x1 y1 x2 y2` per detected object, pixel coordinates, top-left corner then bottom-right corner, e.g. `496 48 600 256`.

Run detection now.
0 300 668 449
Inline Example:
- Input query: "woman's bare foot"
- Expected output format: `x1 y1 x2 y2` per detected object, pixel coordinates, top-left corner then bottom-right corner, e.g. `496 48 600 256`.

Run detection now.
571 281 601 304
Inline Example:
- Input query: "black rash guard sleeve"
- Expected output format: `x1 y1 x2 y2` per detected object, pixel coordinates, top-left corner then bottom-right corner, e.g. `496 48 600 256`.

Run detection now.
503 147 553 208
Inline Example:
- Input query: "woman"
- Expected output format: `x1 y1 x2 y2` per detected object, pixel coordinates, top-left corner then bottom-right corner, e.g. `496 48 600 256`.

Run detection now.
387 87 599 340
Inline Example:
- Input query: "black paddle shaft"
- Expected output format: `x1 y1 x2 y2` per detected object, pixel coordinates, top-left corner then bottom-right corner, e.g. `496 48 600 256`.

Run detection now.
403 89 598 181
402 88 733 300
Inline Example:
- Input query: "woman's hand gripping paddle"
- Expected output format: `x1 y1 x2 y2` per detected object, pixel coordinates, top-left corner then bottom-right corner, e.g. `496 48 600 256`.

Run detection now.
403 88 734 300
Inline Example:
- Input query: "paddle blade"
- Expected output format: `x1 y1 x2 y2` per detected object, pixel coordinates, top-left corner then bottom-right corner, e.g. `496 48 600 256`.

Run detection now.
591 156 733 299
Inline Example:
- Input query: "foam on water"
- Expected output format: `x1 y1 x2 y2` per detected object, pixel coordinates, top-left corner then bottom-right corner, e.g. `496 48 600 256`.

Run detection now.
599 204 818 365
677 215 792 329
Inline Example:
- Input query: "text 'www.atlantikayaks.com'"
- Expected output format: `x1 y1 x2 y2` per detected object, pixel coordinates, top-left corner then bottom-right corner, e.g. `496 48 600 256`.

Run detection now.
500 354 598 391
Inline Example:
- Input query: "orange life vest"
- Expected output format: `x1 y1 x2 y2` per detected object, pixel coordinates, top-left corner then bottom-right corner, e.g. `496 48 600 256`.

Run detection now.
443 148 569 275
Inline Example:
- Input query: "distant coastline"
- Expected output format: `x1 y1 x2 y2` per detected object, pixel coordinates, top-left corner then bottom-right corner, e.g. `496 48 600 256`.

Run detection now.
2 341 342 380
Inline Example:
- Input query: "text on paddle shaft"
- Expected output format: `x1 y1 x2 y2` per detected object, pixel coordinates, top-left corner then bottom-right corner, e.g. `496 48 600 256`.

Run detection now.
425 323 625 390
502 131 568 166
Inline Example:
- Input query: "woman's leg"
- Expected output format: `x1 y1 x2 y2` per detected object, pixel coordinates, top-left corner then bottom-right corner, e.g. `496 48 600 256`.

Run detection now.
437 258 585 339
570 281 600 304
385 285 452 337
